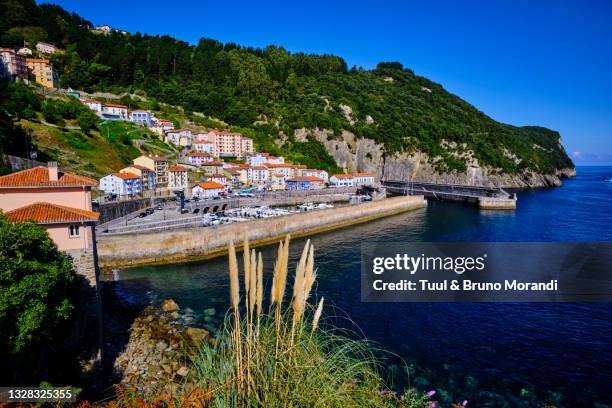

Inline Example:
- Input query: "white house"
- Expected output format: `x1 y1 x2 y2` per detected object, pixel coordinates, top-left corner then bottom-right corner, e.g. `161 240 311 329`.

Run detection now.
250 166 269 184
129 110 153 126
192 139 215 155
304 169 329 182
264 163 292 178
167 165 189 190
353 172 375 186
192 181 225 198
95 25 111 33
36 42 56 54
330 174 355 187
187 152 213 166
17 47 32 55
99 173 143 196
81 99 102 113
164 129 192 147
102 103 128 120
208 173 228 186
246 152 284 166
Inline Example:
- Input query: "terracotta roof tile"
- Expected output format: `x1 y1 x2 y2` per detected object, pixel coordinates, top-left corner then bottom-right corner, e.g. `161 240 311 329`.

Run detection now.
6 202 99 224
196 181 225 189
0 167 97 188
112 172 141 180
332 174 353 179
353 172 374 177
287 176 324 182
168 165 188 171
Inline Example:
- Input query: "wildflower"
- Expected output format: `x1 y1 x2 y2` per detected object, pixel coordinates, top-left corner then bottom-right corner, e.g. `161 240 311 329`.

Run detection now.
462 400 468 406
427 390 436 397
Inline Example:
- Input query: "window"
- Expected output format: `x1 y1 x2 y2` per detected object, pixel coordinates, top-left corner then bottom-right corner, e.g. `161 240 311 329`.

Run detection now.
69 225 80 237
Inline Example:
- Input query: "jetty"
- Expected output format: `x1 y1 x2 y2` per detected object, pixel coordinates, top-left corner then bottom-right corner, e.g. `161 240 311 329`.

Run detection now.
382 180 516 210
97 195 426 268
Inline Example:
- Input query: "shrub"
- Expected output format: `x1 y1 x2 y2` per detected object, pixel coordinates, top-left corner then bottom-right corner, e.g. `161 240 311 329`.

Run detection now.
0 214 77 355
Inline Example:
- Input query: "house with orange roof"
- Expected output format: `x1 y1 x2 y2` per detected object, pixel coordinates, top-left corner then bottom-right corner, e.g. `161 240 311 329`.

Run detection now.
330 173 355 187
0 162 99 254
353 172 375 186
187 151 213 166
99 172 143 197
26 57 58 88
191 181 225 199
80 99 103 113
120 165 156 190
168 165 189 191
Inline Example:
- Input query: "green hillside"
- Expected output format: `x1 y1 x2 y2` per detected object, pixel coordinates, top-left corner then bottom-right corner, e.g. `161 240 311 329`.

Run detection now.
0 0 574 176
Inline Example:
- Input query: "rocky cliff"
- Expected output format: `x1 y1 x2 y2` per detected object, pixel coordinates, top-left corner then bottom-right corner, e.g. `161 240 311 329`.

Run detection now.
296 128 575 188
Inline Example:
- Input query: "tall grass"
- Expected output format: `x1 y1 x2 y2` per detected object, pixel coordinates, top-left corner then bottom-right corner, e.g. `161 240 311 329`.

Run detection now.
190 235 431 407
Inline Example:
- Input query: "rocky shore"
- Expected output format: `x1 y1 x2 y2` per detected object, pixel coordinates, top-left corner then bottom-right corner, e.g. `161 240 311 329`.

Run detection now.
296 128 576 189
110 299 212 397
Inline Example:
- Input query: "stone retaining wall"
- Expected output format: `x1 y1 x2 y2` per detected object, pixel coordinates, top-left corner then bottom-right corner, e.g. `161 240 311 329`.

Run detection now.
97 196 426 269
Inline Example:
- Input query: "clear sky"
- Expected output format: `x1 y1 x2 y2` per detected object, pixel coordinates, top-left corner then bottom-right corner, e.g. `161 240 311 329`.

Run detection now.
42 0 612 165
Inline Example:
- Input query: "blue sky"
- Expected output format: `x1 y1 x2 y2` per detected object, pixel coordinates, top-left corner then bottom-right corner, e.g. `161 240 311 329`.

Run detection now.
43 0 612 165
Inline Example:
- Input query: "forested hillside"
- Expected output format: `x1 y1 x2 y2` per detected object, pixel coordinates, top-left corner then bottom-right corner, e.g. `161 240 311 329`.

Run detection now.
0 0 574 178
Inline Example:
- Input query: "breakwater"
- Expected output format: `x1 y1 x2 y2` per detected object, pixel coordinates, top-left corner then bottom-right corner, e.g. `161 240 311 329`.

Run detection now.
97 196 426 268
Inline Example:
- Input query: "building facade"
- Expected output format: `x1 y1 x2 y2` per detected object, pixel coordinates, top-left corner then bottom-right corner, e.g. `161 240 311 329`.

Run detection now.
187 152 213 166
99 173 143 197
102 103 128 120
133 155 168 188
1 48 28 81
286 176 324 191
167 165 189 190
192 181 225 198
36 42 57 54
352 172 375 186
129 110 153 126
26 58 58 88
0 163 98 253
330 174 355 187
120 165 156 190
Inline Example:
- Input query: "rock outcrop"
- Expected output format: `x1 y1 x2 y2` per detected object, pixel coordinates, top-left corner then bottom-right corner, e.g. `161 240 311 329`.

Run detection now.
113 301 213 397
298 128 575 188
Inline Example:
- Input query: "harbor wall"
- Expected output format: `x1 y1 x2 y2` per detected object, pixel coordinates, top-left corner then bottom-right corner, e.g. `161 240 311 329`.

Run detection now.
97 196 426 269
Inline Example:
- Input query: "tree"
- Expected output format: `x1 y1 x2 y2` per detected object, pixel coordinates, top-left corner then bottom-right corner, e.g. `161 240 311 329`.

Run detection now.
0 214 77 355
76 109 98 132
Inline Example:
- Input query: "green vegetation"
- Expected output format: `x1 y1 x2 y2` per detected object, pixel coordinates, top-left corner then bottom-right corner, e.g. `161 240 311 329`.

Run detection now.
0 0 573 176
0 213 76 356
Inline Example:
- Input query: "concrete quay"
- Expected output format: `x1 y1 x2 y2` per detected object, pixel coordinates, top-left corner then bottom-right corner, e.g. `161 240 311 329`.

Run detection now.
97 195 427 269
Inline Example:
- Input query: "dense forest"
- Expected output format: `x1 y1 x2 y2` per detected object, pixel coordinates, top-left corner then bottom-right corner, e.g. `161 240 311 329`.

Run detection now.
0 0 574 175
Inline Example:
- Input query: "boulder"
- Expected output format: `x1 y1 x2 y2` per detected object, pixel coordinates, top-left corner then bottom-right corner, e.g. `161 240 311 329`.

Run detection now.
161 299 179 313
185 327 211 346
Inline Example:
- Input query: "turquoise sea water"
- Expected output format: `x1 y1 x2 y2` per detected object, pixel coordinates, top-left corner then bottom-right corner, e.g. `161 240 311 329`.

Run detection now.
117 166 612 407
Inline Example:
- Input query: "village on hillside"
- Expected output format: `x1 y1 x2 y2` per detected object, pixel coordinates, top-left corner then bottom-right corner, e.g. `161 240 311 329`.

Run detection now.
81 98 375 200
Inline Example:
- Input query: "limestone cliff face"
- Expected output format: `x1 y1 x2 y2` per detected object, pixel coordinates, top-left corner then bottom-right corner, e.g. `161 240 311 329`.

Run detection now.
297 128 575 188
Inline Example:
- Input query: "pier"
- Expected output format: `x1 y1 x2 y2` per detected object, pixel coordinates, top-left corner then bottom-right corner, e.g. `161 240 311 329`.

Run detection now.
97 195 427 268
382 180 516 210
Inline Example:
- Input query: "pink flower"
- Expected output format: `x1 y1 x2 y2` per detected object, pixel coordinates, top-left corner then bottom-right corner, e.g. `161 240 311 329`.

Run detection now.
427 390 436 397
430 403 437 408
462 400 468 406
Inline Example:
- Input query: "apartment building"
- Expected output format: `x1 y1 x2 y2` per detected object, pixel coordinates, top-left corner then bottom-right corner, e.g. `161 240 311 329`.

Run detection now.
26 58 58 88
187 152 213 167
120 165 156 190
99 173 143 197
129 110 153 126
36 42 57 54
0 48 28 81
167 165 189 190
102 103 129 120
133 155 168 187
